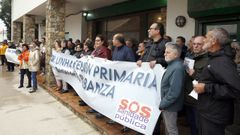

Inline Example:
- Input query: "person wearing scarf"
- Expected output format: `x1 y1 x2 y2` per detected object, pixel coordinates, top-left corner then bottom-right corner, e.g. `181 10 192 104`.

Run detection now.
18 44 31 88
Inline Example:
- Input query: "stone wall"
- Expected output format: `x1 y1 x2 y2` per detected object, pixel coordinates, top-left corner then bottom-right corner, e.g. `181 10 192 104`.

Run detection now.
12 22 22 43
45 0 65 86
23 15 35 44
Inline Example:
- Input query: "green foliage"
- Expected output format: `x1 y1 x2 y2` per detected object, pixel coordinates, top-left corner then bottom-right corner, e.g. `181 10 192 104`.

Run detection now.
0 0 11 40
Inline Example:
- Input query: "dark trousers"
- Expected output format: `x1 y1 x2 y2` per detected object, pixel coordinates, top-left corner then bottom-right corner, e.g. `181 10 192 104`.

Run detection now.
198 114 226 135
185 105 198 135
7 62 15 71
20 69 31 87
152 114 162 135
1 55 6 65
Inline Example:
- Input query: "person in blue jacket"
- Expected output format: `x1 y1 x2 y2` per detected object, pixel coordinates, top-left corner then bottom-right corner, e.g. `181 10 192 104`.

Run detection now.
107 33 135 132
112 33 135 62
159 42 185 135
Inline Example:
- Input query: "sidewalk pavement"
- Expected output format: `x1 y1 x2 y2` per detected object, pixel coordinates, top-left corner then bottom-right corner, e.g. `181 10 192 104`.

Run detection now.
38 74 139 135
0 65 101 135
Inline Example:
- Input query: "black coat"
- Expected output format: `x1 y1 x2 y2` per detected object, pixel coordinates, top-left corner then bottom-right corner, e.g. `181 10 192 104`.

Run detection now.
198 50 240 125
180 45 188 60
9 44 16 49
184 53 208 106
141 38 167 67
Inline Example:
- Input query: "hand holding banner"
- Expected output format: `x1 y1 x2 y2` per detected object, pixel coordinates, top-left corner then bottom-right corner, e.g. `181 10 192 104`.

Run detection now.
50 50 165 134
5 48 20 64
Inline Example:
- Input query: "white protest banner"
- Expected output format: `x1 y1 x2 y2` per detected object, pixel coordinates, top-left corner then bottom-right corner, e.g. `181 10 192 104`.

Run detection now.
50 50 165 134
5 48 20 64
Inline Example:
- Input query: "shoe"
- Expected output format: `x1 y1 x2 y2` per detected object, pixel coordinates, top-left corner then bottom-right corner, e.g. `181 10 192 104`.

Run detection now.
60 89 69 94
18 85 23 88
29 89 36 93
73 92 78 96
106 119 115 124
86 109 97 114
121 126 129 133
26 85 31 88
79 100 87 106
95 113 104 119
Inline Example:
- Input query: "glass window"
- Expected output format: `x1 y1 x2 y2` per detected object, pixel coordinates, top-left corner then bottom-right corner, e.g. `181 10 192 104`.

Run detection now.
206 24 238 40
206 24 237 34
90 9 167 42
148 8 166 28
107 16 140 41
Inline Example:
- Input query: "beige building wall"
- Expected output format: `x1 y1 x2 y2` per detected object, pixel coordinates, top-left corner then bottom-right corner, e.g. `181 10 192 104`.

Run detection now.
65 13 81 41
12 0 47 21
166 0 195 44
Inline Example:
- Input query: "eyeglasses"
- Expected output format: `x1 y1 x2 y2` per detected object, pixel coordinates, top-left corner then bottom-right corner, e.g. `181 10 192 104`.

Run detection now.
193 43 203 46
149 27 156 30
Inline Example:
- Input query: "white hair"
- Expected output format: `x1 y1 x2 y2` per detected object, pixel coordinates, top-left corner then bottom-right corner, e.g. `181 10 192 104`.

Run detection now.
165 42 182 57
210 28 229 46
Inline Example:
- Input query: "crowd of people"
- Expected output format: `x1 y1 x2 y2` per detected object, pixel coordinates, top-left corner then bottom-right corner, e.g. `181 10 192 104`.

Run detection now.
1 22 240 135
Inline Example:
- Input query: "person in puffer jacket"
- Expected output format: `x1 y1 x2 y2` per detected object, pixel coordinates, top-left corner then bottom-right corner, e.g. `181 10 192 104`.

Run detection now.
28 41 40 93
0 40 8 65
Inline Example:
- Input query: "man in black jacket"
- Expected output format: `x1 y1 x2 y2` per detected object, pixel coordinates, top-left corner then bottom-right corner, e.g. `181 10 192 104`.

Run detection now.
137 22 167 135
176 36 188 60
194 28 240 135
184 36 208 135
137 22 167 68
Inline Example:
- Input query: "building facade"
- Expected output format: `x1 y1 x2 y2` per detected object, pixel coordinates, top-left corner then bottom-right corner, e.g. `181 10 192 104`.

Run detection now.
11 1 240 134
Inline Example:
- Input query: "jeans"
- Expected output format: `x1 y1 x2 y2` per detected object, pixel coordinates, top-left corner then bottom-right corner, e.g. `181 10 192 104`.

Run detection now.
31 72 37 90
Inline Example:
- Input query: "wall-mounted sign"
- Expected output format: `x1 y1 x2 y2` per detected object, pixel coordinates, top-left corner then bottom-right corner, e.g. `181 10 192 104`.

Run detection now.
175 16 186 27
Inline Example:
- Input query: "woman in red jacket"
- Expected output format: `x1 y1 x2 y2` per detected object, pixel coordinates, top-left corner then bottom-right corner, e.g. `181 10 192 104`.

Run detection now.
91 35 111 60
87 35 111 118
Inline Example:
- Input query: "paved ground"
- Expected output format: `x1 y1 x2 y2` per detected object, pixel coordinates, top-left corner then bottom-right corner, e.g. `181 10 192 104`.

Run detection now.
0 65 101 135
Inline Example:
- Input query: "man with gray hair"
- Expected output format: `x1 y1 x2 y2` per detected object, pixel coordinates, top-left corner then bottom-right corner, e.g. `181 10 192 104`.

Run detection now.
184 36 208 135
194 28 240 135
160 42 185 135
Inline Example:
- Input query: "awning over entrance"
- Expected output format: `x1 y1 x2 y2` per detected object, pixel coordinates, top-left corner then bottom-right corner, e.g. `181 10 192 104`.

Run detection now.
12 0 128 22
188 0 240 18
86 0 167 20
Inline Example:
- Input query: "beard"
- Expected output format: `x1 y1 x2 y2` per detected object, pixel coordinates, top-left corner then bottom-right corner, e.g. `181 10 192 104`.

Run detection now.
165 57 174 62
202 42 212 50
